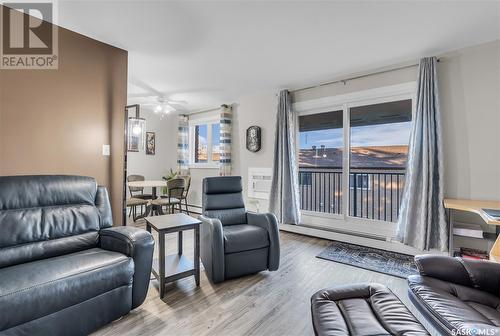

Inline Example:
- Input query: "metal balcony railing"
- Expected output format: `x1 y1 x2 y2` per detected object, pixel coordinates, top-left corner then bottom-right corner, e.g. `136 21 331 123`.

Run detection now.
298 169 406 223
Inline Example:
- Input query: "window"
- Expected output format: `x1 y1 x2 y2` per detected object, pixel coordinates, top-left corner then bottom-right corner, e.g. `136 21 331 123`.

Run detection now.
194 124 208 163
298 110 343 214
349 99 412 222
189 119 220 167
211 123 220 162
296 83 415 227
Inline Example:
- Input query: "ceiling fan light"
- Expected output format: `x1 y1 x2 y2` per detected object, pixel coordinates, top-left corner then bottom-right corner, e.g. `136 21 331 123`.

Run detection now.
164 105 175 113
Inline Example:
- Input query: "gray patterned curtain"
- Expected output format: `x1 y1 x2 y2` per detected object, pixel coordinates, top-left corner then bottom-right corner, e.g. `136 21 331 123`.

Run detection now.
219 104 232 176
396 57 447 251
269 90 301 224
177 115 189 175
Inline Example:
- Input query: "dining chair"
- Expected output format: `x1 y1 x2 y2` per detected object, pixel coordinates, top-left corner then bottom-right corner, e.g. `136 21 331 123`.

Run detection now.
151 178 185 214
178 175 191 215
126 175 153 217
126 197 149 222
127 175 153 199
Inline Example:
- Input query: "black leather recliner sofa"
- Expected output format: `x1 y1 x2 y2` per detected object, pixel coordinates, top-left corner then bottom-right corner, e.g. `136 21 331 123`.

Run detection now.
0 175 154 336
408 255 500 335
199 176 280 283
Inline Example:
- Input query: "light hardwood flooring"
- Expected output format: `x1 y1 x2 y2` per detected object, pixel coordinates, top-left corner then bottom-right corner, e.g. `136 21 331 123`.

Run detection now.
92 217 437 336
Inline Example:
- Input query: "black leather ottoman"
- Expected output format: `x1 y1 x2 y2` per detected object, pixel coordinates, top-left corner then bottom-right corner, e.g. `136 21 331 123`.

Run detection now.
311 283 429 336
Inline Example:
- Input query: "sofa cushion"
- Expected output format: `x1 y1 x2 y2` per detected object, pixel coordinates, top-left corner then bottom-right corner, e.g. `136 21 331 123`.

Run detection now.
0 248 134 331
311 283 429 336
408 275 500 335
0 176 113 267
0 175 97 211
223 224 269 254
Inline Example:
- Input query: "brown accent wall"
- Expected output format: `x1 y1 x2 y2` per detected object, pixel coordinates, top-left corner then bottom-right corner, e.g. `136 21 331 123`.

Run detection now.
0 7 128 225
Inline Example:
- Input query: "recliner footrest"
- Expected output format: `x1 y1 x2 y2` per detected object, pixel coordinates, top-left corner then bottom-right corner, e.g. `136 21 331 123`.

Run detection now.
311 283 429 336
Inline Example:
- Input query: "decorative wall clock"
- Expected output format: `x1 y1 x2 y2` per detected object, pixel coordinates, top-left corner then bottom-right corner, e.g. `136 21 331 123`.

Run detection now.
246 126 261 152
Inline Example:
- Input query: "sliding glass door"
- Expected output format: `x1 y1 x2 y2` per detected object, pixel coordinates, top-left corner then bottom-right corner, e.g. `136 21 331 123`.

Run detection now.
295 84 415 233
298 109 344 216
348 99 412 223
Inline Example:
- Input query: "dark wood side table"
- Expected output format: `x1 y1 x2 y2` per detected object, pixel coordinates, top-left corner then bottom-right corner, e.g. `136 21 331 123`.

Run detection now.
145 213 201 298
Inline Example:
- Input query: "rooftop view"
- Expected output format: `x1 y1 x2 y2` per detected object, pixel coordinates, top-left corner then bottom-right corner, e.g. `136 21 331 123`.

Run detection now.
299 145 409 169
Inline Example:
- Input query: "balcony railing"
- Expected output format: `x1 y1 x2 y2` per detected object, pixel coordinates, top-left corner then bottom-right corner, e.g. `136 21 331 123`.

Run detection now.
298 168 406 223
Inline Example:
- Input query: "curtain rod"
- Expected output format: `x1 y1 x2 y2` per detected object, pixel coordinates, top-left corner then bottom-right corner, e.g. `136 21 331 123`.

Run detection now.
288 58 440 94
187 107 219 115
185 104 230 116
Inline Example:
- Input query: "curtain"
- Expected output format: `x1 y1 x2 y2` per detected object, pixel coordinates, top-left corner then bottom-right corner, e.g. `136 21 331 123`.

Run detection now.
269 90 301 224
219 104 232 176
396 57 447 251
177 115 189 175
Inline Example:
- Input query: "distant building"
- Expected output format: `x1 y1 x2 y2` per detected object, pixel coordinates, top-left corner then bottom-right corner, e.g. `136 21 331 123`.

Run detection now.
299 145 408 169
298 145 408 222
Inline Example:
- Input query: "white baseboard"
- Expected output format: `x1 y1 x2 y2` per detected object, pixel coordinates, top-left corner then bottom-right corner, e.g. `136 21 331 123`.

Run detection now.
279 224 442 256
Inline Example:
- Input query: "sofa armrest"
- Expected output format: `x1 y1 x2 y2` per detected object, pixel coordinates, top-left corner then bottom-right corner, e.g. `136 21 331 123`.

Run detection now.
415 255 500 296
95 186 113 228
247 212 280 271
100 226 154 309
199 215 225 283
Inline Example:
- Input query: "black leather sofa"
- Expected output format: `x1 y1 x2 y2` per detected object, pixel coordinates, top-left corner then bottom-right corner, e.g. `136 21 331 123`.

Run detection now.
199 176 280 283
408 255 500 335
0 175 154 336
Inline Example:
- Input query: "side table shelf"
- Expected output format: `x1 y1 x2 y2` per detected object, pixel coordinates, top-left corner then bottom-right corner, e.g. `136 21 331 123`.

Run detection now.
152 254 195 283
145 213 201 298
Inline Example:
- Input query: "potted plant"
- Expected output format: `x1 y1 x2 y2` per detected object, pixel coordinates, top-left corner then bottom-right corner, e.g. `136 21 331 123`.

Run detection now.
161 169 179 195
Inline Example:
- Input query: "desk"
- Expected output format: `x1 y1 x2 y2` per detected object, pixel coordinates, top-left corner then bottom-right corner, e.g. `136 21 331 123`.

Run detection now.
444 199 500 261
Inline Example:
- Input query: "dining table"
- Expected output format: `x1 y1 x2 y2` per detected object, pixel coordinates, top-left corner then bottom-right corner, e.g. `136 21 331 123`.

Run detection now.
127 180 168 218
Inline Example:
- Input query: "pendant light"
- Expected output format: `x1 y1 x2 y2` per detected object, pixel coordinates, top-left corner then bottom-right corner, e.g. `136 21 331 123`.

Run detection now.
127 104 146 151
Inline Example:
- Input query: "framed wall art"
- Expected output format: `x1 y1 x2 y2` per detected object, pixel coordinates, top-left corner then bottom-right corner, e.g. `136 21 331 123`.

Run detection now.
146 132 155 155
246 126 261 152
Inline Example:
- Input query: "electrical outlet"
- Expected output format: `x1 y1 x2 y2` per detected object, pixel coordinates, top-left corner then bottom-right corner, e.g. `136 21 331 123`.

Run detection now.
102 145 110 156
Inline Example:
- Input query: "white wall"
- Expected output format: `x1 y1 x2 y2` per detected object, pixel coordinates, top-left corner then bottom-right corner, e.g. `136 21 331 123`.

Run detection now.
439 41 500 201
187 167 218 208
176 40 500 237
127 108 178 196
232 93 278 212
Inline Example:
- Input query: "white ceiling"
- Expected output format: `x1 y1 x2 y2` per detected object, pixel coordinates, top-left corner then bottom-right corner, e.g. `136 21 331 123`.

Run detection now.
57 0 500 112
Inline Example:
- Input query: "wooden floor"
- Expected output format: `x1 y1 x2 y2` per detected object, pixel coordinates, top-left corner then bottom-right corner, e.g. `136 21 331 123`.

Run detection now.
92 217 436 336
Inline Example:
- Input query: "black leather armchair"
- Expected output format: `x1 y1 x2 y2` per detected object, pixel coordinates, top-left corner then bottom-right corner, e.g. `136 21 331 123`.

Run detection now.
199 176 279 283
0 175 154 336
408 255 500 335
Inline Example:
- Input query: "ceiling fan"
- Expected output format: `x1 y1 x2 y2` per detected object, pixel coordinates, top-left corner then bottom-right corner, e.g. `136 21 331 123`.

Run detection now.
140 96 187 115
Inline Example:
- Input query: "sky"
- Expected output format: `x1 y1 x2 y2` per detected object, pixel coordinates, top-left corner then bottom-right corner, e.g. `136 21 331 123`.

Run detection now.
299 121 412 149
196 123 220 146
